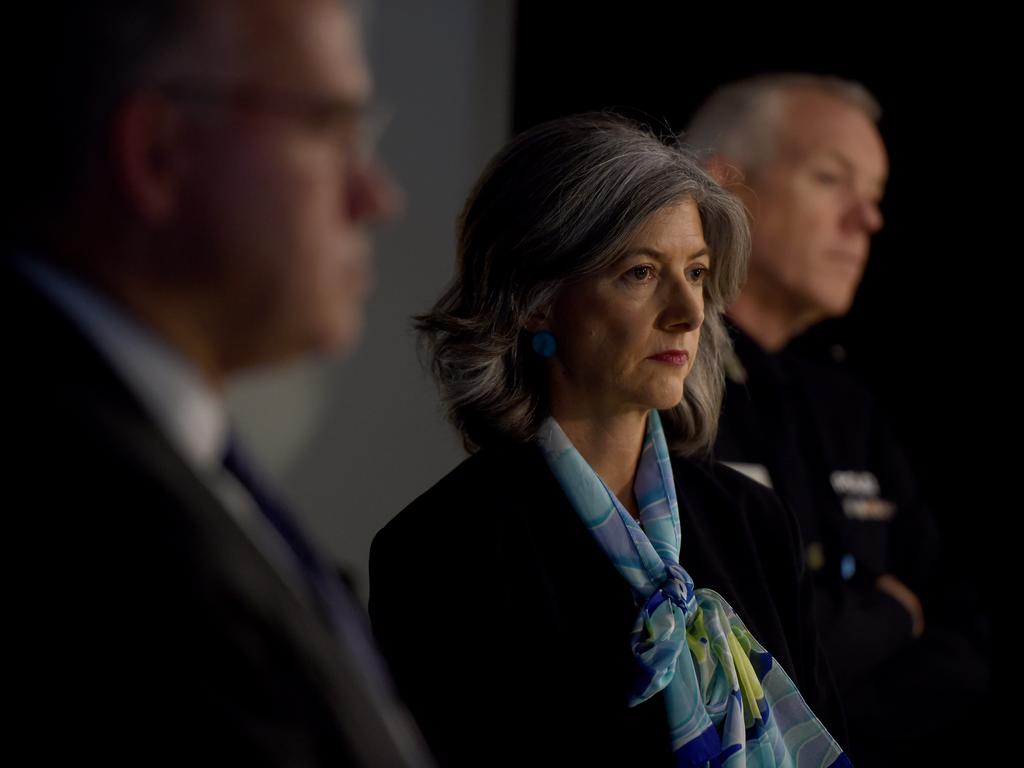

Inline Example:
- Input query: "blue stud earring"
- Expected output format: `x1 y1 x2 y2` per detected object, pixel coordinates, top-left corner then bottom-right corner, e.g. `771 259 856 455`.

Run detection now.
531 330 557 358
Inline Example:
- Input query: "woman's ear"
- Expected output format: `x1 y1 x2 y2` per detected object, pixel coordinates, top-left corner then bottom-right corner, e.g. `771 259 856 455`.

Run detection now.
524 311 548 333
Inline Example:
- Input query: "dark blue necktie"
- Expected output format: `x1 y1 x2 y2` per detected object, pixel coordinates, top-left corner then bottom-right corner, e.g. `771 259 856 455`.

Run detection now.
220 435 435 766
220 434 365 638
222 436 322 581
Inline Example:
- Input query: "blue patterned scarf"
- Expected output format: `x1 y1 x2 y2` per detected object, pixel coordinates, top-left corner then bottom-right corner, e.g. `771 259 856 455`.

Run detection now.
536 410 851 768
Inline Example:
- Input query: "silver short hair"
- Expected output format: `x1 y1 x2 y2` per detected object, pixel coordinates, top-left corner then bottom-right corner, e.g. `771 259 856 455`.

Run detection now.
685 73 881 176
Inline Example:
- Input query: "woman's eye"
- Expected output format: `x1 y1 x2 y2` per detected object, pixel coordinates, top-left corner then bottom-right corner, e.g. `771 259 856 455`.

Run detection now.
689 265 710 282
626 265 655 282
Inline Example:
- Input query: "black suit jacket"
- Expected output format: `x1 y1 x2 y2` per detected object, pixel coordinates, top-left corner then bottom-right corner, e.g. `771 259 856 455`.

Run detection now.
4 261 427 767
369 439 846 766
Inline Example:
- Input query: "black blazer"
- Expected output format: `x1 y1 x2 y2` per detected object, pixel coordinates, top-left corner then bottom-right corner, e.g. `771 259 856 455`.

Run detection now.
3 261 425 767
370 439 847 766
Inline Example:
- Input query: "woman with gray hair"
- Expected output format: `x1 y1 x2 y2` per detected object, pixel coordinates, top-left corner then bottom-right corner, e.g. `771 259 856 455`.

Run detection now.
370 114 850 767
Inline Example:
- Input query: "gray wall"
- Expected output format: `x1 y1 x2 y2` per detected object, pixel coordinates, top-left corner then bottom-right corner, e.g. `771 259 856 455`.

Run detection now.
227 0 514 602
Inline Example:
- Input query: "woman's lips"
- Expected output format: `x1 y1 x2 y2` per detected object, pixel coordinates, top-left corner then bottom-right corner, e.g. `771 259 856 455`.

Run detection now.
648 350 690 365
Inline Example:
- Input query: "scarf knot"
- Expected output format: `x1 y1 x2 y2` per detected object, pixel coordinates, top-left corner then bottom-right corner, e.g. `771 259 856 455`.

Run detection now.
536 410 851 768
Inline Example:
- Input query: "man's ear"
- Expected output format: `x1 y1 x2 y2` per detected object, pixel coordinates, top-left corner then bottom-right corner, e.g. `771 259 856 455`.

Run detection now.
705 153 759 217
704 153 746 190
112 92 191 225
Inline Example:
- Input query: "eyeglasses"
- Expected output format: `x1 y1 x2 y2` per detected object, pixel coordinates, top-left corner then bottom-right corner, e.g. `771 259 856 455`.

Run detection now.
157 81 388 163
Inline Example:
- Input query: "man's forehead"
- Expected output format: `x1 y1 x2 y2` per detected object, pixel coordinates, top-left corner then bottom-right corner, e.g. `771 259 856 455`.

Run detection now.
777 90 888 178
187 0 368 96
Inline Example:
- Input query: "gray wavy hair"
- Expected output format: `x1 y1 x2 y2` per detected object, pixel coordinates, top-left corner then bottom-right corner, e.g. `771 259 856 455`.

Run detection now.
416 113 750 455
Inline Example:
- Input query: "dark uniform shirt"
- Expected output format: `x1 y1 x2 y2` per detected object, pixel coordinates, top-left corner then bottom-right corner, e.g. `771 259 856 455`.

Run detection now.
715 320 990 766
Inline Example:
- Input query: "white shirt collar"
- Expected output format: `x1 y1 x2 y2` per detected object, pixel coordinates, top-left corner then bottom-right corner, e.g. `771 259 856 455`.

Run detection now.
15 254 228 473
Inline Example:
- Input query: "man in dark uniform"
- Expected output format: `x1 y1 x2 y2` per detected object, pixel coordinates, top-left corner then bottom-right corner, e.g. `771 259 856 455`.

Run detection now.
686 74 989 765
